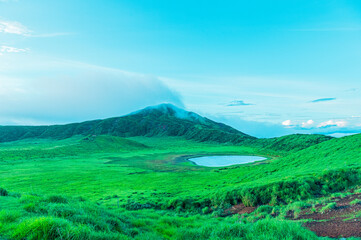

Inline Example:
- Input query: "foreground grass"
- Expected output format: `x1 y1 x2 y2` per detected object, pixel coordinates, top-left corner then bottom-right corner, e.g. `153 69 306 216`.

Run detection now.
1 134 361 239
1 135 361 210
0 190 321 240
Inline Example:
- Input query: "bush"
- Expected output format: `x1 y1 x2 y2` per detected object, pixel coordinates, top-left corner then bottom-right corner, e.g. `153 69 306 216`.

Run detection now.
350 198 361 206
202 207 210 214
254 205 273 215
124 200 154 210
47 195 68 204
209 168 361 210
321 202 337 213
0 187 9 196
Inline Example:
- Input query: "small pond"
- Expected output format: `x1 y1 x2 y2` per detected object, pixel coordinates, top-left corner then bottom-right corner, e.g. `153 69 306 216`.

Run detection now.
189 155 266 167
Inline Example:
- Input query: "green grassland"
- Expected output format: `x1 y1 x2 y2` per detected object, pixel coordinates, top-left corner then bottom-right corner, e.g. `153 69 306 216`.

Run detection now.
1 132 361 239
1 105 360 239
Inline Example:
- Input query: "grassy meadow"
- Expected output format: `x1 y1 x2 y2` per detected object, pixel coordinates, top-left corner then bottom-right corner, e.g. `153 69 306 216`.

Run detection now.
1 133 361 239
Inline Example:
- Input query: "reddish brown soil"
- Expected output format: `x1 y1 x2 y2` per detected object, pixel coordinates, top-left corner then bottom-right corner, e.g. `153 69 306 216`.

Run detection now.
229 203 256 214
299 193 361 238
232 193 361 238
304 220 361 238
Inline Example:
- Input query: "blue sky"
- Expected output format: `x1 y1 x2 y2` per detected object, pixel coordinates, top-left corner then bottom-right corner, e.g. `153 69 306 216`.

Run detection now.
0 0 361 137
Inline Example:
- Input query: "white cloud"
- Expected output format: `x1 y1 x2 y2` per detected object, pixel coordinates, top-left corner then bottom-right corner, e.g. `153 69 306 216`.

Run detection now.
0 20 30 35
317 120 347 128
0 19 71 38
282 120 292 126
30 32 73 38
0 46 27 55
301 119 314 128
0 58 183 125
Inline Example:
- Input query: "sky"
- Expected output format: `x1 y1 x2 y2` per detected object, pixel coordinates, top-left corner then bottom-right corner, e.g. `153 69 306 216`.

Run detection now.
0 0 361 137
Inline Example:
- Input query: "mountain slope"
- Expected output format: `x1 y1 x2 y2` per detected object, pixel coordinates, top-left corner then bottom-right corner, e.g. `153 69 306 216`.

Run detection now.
0 104 255 144
258 134 333 153
275 133 361 171
0 104 333 151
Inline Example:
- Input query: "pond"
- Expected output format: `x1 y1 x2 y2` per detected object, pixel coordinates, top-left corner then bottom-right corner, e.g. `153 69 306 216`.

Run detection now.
188 155 266 167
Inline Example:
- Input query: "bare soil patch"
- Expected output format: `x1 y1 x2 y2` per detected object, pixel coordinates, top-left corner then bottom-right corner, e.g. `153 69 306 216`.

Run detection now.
229 203 256 215
233 193 361 238
299 193 361 238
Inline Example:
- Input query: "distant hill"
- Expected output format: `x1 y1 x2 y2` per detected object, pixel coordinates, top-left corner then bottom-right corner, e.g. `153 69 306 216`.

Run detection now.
276 133 361 170
0 104 333 151
0 104 255 144
258 134 333 153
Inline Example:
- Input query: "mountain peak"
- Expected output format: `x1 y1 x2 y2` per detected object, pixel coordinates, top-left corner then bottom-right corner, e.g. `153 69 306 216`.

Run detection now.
143 103 184 113
0 103 256 144
131 103 203 122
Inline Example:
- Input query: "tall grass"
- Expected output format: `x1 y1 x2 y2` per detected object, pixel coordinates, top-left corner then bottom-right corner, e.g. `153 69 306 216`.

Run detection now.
0 190 324 240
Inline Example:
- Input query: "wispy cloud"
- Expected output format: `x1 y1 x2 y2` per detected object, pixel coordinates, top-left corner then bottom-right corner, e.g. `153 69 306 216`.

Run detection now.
0 19 72 37
311 97 336 103
0 46 28 55
0 20 30 35
29 32 73 38
227 100 254 106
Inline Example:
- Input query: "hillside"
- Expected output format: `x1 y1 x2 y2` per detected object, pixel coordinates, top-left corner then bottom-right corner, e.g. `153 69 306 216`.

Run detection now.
275 133 361 171
0 104 255 144
0 109 359 239
258 134 333 153
0 104 332 153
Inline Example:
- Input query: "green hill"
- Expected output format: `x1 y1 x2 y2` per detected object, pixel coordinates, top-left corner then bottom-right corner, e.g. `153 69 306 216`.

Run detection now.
0 104 331 153
276 133 361 171
258 134 333 153
0 105 359 239
0 104 255 144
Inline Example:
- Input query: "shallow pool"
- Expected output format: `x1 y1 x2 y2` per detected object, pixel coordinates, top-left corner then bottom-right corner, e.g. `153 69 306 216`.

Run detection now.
189 155 266 167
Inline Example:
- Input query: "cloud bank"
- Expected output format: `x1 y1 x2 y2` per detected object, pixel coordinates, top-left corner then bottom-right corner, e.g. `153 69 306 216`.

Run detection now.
0 59 183 125
317 120 347 128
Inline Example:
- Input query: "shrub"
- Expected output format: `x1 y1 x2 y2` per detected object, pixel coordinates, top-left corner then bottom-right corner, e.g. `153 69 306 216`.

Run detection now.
124 200 154 210
206 168 361 211
211 208 224 217
47 195 68 204
320 202 337 213
202 207 210 214
350 198 361 206
0 187 9 196
255 205 273 215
